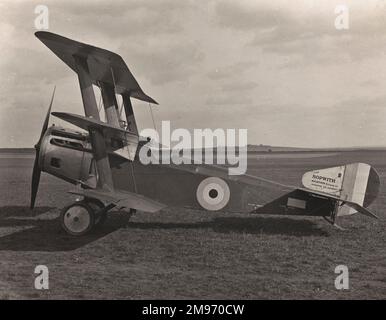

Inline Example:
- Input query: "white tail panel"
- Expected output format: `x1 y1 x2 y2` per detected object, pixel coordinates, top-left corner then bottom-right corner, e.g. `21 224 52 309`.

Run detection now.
302 165 345 196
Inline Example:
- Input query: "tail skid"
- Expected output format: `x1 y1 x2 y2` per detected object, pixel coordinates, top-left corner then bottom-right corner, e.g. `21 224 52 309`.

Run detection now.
322 197 377 231
322 216 346 230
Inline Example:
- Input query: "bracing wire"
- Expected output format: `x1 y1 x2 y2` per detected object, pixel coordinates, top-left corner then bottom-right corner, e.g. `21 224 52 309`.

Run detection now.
130 162 138 193
148 102 157 131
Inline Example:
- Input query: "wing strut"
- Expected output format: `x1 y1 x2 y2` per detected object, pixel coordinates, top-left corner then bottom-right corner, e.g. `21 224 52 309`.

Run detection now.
122 93 138 134
100 81 120 127
74 55 100 120
75 55 114 191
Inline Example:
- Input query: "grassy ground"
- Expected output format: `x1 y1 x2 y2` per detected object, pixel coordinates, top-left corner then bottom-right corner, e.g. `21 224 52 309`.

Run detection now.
0 151 385 299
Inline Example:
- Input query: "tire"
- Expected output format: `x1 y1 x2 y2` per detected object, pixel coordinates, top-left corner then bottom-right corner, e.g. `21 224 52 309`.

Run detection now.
85 198 107 225
60 201 95 236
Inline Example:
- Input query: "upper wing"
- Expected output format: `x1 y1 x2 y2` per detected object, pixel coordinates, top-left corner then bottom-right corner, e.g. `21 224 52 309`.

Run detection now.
35 31 157 104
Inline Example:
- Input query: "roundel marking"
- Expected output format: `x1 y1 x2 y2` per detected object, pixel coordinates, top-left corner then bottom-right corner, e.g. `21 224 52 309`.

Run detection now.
196 177 230 211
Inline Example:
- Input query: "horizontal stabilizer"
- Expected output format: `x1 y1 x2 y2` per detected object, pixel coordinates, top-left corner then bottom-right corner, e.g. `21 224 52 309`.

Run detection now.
298 188 379 220
69 188 166 213
343 201 378 219
254 189 335 217
35 31 157 104
254 188 379 220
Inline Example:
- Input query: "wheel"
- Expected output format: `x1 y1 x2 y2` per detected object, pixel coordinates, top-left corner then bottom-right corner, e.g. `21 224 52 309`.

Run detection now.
60 201 95 236
85 198 107 225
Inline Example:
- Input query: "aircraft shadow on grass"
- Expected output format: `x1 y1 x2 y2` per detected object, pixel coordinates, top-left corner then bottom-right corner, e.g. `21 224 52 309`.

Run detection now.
0 206 122 252
0 206 328 252
127 217 329 237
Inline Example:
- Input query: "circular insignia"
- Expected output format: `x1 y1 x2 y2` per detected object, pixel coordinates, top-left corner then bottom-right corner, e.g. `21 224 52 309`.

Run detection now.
196 177 230 211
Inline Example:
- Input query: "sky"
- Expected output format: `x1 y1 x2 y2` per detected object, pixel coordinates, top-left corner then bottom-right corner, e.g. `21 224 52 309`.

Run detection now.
1 0 386 148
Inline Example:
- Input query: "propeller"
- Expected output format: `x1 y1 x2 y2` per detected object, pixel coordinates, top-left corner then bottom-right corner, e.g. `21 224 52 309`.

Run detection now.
30 86 56 209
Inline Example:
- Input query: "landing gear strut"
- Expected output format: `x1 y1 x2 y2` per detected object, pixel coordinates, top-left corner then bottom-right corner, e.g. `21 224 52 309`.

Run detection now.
323 199 346 230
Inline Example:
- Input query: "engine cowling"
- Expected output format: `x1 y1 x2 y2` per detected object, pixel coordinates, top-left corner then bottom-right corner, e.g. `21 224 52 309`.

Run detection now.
39 126 96 187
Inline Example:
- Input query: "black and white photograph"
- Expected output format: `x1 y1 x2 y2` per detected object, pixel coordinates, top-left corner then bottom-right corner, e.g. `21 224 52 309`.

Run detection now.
0 0 385 306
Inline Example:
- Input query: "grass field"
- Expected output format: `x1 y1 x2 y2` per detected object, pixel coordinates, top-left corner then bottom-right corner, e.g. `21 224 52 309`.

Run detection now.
0 151 385 299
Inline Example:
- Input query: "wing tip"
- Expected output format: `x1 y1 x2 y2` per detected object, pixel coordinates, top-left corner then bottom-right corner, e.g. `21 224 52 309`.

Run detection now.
35 30 57 41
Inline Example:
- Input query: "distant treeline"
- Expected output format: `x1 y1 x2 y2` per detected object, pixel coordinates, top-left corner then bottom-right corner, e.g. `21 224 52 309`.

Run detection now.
0 146 385 154
0 148 35 153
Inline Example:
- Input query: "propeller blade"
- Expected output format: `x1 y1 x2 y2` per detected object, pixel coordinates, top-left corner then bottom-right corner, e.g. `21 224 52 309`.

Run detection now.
38 86 56 145
30 150 41 209
30 85 55 209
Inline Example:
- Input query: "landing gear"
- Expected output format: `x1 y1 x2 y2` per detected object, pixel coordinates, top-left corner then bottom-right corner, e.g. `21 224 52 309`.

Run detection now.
60 198 113 236
60 201 95 236
122 208 136 228
85 198 107 225
60 198 134 236
323 199 346 230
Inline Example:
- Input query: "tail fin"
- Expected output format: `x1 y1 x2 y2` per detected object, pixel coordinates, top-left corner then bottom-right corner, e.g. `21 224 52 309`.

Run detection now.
302 163 380 217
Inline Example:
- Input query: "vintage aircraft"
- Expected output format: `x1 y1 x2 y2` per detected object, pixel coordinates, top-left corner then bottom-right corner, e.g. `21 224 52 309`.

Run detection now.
31 31 380 236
